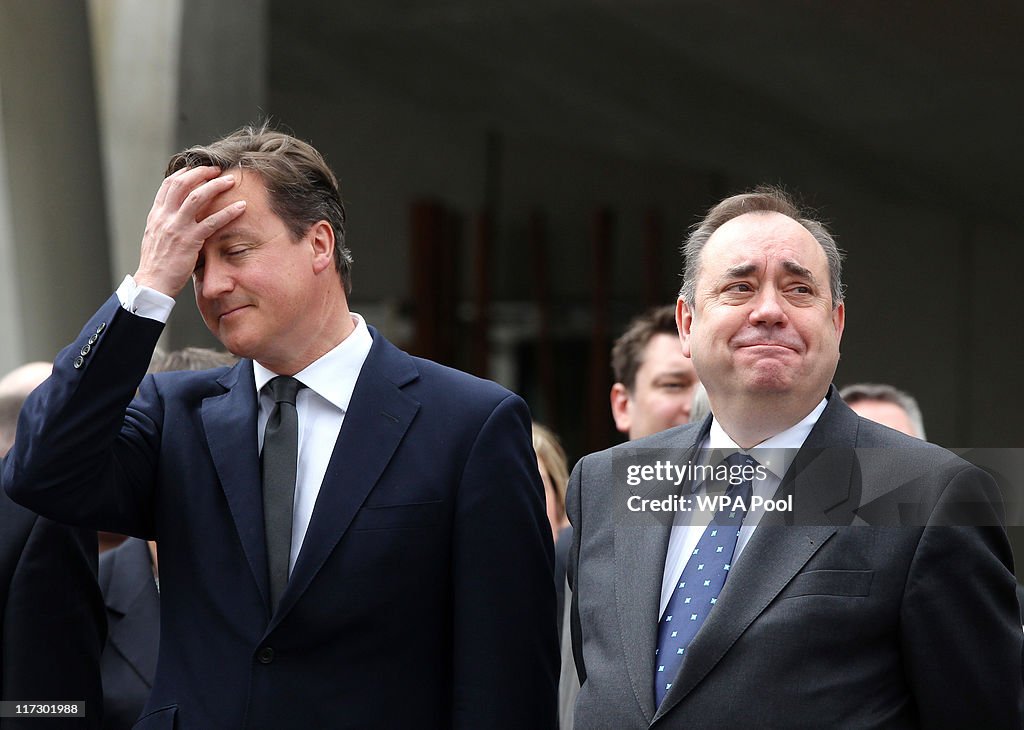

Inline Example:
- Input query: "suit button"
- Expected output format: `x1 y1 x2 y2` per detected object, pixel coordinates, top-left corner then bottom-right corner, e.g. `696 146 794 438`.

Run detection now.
87 333 99 345
80 343 91 356
257 647 275 664
94 322 106 334
73 356 85 369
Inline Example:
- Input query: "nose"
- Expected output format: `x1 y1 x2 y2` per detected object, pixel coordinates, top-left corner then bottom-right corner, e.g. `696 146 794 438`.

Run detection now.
195 256 234 301
748 286 788 327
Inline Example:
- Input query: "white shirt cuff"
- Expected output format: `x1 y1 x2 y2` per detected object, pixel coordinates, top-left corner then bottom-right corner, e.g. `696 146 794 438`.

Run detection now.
115 275 175 323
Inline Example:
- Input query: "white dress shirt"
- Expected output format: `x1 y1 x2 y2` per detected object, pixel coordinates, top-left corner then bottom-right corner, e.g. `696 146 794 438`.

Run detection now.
116 274 373 575
658 398 828 618
252 322 372 573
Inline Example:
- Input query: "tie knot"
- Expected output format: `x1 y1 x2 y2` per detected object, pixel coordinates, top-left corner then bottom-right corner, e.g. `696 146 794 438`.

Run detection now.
723 452 757 470
266 376 303 405
721 452 758 498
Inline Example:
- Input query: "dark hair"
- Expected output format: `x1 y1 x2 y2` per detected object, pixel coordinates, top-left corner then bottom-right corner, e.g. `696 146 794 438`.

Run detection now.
611 305 678 392
166 122 353 295
679 185 844 309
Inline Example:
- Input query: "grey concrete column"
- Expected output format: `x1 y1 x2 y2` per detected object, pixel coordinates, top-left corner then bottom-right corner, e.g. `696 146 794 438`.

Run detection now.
0 0 111 370
89 0 183 286
0 92 24 376
90 0 267 351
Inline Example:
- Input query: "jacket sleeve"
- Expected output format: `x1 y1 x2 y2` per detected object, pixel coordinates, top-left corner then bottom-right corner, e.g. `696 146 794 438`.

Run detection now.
2 295 165 537
450 393 558 729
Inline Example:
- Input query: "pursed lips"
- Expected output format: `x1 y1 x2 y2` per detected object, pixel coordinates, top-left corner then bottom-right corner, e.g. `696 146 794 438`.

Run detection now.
217 304 251 321
734 341 800 353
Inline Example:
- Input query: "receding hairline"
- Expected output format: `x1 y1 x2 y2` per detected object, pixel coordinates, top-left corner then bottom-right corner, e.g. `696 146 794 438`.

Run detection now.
699 212 832 294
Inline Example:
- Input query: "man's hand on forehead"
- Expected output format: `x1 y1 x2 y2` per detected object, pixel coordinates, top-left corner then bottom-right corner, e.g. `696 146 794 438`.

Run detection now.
133 166 247 297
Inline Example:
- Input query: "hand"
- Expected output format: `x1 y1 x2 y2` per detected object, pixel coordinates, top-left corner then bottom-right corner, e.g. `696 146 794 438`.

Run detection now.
133 166 247 297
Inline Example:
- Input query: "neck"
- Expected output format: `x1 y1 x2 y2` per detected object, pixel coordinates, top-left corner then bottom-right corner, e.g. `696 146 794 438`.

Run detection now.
259 289 355 375
710 391 824 449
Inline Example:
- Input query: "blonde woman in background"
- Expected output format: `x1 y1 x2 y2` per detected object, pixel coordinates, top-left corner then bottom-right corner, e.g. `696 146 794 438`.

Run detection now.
533 423 570 543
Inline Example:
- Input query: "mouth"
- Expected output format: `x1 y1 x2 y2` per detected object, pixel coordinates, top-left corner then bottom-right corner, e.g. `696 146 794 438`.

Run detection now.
218 305 251 321
737 343 799 354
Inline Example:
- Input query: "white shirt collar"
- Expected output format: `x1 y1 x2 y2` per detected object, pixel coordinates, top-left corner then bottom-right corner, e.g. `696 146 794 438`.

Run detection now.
706 396 828 480
252 312 373 413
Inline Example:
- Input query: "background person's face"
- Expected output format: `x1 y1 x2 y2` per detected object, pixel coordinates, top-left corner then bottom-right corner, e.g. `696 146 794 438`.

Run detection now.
613 333 699 439
679 212 844 411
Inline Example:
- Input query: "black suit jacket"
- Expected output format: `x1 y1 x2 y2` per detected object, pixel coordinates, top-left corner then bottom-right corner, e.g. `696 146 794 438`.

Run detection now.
567 391 1023 728
3 296 558 729
98 537 158 730
0 463 105 729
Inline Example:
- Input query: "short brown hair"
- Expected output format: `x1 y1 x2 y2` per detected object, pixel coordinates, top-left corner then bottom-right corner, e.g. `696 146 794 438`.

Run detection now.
679 185 844 309
167 122 353 295
611 305 678 392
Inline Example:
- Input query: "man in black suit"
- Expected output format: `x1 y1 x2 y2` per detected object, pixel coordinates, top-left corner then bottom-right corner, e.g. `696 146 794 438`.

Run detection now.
1 381 105 728
4 124 557 729
567 186 1022 727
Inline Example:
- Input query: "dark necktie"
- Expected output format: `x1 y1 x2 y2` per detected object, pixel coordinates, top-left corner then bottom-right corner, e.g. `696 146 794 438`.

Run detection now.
261 375 303 609
653 452 756 707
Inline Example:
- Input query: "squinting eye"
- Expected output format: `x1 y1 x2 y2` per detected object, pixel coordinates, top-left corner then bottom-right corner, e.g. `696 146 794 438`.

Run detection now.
727 283 752 293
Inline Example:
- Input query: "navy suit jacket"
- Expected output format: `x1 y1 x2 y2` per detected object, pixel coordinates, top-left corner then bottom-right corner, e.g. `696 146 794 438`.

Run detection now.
3 296 558 729
0 466 105 729
98 537 158 730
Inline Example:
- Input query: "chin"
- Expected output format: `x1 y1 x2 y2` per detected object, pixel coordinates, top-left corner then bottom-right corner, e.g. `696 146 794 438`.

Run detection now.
744 367 795 393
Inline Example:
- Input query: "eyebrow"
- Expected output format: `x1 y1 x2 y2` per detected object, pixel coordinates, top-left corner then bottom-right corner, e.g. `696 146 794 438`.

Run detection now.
721 263 757 280
210 227 256 244
719 260 819 284
781 259 816 282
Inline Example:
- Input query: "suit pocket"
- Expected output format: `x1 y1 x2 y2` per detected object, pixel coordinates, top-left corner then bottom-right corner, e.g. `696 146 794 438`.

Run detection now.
778 569 873 599
132 705 177 730
350 500 445 531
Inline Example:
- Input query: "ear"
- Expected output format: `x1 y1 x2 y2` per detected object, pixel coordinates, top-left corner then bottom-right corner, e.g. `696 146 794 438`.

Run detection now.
676 297 694 358
610 383 632 435
832 301 846 343
308 220 335 275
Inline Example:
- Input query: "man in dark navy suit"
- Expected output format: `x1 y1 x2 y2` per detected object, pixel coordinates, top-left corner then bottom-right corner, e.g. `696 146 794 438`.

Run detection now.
4 124 557 729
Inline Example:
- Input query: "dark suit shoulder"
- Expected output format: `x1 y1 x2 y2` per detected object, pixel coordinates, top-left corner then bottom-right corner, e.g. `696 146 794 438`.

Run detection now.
368 327 520 416
578 420 708 468
850 412 979 476
409 355 514 404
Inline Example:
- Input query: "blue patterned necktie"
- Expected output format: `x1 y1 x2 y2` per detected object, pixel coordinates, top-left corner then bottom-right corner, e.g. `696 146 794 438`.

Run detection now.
653 452 756 707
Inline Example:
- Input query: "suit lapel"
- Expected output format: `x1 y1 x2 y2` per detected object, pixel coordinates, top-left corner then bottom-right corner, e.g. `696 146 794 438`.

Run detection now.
272 331 420 625
616 422 707 724
105 538 160 686
202 361 270 610
654 391 860 719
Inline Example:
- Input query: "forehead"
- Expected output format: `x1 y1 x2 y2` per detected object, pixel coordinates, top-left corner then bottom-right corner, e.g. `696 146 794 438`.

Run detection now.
198 168 272 220
699 211 827 280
